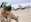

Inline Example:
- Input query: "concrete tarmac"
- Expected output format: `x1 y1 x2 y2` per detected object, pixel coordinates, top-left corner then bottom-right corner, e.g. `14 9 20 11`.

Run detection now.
11 8 31 22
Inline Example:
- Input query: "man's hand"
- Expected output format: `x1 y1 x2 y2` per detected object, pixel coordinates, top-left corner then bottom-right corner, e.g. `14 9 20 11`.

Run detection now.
11 13 18 22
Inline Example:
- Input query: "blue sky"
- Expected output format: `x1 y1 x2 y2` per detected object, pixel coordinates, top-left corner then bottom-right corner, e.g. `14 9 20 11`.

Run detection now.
0 0 31 5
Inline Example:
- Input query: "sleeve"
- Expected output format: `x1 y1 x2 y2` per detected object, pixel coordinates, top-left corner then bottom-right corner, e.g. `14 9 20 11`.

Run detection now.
0 12 2 22
0 15 2 22
0 18 2 22
11 13 18 22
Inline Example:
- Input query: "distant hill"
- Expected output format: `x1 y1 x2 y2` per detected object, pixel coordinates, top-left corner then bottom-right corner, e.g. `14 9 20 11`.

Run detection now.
11 2 31 10
12 2 31 8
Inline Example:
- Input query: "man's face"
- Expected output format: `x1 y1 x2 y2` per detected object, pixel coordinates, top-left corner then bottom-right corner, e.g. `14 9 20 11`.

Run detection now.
4 10 11 15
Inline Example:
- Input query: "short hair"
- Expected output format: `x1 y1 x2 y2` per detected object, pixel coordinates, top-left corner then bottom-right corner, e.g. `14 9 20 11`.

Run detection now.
1 2 12 11
4 5 12 11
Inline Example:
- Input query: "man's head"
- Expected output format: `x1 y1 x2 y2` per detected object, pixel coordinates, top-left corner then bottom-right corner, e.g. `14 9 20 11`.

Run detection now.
1 2 12 15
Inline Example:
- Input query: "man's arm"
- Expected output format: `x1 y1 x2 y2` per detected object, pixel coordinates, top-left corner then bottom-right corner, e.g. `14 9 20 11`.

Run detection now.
0 18 2 22
0 12 1 22
11 13 18 22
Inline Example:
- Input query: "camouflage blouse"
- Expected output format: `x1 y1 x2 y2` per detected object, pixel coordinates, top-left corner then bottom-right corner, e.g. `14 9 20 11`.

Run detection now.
0 13 18 22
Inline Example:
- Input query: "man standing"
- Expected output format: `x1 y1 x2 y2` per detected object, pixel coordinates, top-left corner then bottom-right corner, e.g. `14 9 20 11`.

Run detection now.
0 2 18 22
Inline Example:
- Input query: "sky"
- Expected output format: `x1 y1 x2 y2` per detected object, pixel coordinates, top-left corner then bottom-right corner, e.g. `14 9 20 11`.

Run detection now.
0 0 31 5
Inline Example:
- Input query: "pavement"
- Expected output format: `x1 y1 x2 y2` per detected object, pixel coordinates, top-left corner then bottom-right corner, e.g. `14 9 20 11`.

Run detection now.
11 8 31 22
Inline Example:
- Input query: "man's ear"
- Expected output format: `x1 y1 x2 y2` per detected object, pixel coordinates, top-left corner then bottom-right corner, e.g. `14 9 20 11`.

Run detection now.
1 8 4 12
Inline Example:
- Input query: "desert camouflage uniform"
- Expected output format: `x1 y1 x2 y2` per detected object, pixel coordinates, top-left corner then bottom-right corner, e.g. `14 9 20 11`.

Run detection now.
0 13 18 22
